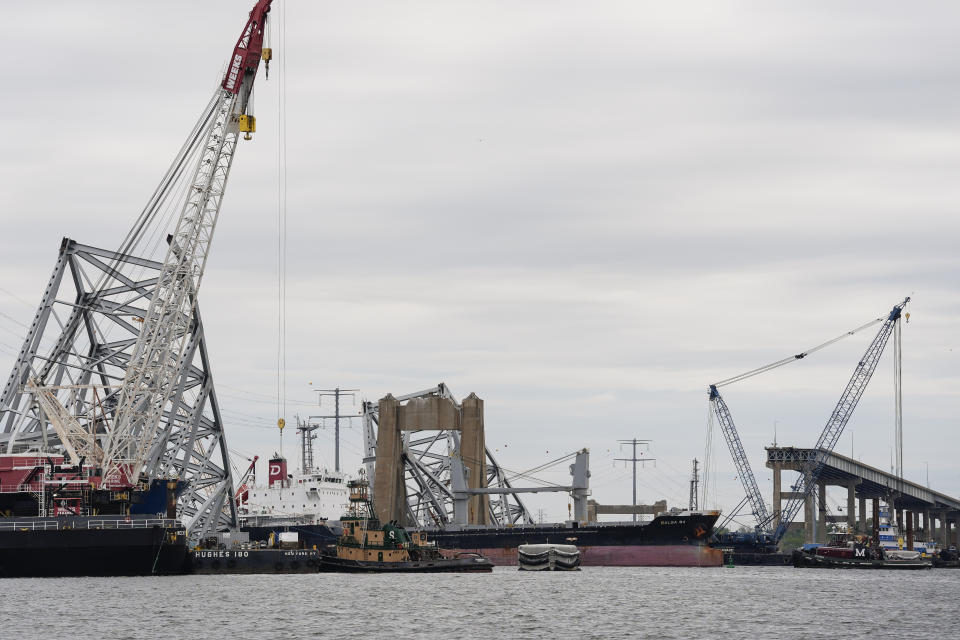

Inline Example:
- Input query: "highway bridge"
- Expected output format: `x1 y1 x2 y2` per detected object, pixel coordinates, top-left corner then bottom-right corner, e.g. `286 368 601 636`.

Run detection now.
767 446 960 546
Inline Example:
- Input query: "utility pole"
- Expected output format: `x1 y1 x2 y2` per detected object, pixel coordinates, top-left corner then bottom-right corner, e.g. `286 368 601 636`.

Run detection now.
615 439 654 522
311 387 359 472
689 458 699 511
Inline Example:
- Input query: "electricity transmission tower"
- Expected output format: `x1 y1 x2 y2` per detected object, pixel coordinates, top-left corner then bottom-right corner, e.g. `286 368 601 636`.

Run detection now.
615 438 655 522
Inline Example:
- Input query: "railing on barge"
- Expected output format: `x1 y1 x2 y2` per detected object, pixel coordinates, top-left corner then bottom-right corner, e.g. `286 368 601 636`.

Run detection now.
0 517 182 531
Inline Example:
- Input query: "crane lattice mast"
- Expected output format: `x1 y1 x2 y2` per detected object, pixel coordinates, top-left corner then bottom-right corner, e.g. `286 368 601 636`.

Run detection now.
708 297 908 542
101 0 273 487
708 386 772 531
772 298 909 542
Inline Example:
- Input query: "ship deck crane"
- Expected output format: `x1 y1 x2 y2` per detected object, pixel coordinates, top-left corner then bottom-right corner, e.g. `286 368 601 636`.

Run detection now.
100 0 274 487
235 455 259 507
708 297 909 546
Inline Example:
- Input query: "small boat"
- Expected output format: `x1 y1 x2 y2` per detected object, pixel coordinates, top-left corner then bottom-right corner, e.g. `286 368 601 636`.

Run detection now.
318 476 492 573
518 543 581 571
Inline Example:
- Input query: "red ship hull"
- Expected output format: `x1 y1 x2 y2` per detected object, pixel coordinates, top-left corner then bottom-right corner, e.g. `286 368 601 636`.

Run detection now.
444 543 722 567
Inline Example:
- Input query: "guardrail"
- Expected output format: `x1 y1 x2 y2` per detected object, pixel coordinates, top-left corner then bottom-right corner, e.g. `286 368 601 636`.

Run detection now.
0 518 181 531
0 483 44 494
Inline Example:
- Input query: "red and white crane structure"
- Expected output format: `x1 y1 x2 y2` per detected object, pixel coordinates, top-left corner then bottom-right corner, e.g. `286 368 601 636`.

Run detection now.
100 1 274 488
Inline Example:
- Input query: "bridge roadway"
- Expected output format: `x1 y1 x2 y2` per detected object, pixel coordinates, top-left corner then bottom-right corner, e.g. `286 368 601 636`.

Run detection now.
766 446 960 546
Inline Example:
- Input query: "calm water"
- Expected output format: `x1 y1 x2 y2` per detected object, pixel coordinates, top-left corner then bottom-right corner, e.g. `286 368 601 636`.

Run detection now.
1 566 958 639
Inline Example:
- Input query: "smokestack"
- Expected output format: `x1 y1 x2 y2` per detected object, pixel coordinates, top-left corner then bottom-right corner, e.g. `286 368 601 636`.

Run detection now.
269 456 288 488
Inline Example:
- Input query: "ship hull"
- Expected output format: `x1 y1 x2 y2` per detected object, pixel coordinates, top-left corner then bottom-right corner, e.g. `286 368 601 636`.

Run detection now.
243 513 722 567
443 543 720 567
190 548 322 574
318 554 493 573
792 549 932 570
428 513 722 567
0 524 188 578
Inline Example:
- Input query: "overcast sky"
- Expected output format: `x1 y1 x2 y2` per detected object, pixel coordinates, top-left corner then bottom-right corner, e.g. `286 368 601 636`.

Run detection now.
1 1 958 524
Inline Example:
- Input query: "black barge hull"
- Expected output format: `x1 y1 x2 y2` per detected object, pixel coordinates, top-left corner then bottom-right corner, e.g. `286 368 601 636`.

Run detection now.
0 520 188 578
190 548 323 574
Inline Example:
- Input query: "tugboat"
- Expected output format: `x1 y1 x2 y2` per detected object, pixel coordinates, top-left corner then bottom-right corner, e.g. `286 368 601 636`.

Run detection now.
792 530 932 570
319 476 493 573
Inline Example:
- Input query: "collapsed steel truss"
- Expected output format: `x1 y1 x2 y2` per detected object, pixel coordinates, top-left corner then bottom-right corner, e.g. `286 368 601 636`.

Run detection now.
0 238 235 538
362 384 535 527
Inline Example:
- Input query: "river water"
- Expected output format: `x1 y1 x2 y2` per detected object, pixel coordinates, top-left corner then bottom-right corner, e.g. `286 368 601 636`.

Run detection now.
1 566 957 639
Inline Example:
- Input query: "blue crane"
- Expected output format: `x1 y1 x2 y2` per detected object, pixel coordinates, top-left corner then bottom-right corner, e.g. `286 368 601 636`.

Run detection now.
708 297 909 546
772 298 909 542
708 385 773 533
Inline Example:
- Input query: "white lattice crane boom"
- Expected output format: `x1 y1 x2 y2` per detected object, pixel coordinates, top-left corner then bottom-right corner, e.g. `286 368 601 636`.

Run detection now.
101 0 274 487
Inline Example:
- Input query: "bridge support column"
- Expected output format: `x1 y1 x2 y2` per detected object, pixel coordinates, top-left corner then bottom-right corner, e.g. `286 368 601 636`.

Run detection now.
923 509 931 537
940 510 950 547
771 461 782 531
872 499 880 545
804 492 815 544
817 483 827 542
858 496 866 533
905 510 914 550
372 394 405 525
846 483 856 532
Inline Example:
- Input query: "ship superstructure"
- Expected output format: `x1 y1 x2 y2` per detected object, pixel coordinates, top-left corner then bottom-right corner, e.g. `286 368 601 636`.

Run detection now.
876 504 940 557
238 453 348 527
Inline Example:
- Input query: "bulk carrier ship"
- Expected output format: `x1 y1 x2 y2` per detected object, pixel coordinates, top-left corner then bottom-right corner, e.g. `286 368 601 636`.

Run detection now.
423 511 722 566
237 454 723 567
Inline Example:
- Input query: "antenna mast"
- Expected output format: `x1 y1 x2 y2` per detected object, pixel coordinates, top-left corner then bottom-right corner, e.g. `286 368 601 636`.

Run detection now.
689 458 699 511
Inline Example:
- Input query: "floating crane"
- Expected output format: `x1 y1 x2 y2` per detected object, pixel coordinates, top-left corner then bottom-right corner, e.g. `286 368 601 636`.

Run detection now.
708 297 909 546
96 0 274 488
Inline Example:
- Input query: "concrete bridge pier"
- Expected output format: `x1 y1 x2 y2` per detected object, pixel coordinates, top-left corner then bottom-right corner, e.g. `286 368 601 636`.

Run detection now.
804 490 815 544
771 459 782 531
845 482 856 532
858 496 867 532
817 484 827 542
906 510 914 550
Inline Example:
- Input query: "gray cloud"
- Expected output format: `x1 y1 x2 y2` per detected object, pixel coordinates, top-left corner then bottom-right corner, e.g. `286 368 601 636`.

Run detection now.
1 1 958 521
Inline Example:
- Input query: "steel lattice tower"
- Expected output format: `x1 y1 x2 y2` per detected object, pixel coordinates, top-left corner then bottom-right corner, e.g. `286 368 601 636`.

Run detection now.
0 238 236 539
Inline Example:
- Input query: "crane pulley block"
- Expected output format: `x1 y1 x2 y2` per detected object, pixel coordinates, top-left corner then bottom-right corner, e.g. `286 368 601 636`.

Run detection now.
239 114 256 138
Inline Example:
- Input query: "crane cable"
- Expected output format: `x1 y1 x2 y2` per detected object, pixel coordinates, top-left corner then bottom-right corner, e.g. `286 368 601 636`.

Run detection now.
712 316 885 389
275 3 288 452
704 312 888 514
